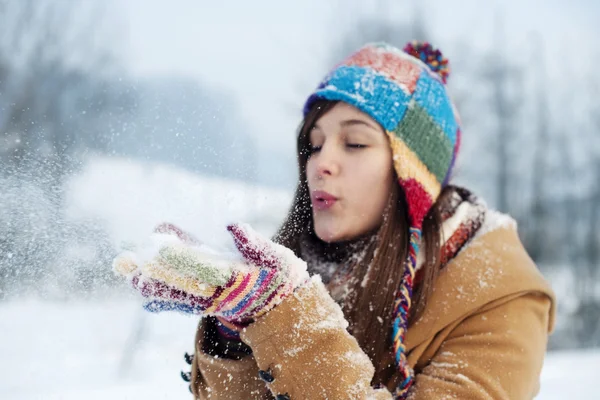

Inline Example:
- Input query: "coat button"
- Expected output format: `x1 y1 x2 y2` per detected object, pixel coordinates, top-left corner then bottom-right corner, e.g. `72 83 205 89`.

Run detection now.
276 394 290 400
258 369 274 383
184 352 194 365
181 370 191 382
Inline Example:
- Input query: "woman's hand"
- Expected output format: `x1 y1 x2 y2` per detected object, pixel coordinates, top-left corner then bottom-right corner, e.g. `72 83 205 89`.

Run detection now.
112 222 310 324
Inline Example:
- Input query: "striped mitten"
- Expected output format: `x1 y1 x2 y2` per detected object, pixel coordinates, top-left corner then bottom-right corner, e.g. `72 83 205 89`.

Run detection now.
113 222 309 324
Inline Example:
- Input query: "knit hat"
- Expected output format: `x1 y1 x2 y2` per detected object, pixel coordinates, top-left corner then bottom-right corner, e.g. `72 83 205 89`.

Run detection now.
302 41 461 398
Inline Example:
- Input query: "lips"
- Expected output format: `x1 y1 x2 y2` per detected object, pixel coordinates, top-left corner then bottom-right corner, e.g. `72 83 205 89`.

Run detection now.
311 190 338 211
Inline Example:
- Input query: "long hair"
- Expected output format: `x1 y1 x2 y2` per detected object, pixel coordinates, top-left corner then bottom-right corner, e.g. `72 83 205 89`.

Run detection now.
273 100 451 384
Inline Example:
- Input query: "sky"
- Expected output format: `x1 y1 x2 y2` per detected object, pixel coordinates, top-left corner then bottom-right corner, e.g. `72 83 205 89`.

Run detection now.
113 0 599 186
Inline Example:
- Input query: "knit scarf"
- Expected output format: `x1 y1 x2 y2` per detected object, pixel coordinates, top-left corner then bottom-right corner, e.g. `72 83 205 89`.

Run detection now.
299 230 376 304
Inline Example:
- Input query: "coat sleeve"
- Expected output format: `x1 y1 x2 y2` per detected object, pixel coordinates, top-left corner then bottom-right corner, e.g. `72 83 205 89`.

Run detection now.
407 292 553 400
240 276 393 400
191 317 269 399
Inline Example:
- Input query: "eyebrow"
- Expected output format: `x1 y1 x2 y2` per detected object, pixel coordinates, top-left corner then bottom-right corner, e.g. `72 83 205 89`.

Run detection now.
314 118 379 131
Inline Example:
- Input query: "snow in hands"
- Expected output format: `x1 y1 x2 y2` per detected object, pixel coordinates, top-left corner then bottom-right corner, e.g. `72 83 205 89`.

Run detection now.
112 221 310 323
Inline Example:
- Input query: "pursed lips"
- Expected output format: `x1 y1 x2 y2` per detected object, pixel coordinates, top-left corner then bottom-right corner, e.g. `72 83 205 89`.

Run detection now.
311 190 338 210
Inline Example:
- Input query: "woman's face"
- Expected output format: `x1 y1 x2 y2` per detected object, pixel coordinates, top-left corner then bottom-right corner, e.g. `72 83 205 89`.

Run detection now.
306 102 394 243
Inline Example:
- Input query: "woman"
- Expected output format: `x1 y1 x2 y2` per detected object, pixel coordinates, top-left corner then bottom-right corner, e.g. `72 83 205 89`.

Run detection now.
114 41 556 399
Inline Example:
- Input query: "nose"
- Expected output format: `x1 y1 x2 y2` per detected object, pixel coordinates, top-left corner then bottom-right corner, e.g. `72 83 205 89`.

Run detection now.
313 142 340 178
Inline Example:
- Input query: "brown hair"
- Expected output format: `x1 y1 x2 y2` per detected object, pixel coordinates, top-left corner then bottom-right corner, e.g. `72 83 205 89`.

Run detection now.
273 100 451 384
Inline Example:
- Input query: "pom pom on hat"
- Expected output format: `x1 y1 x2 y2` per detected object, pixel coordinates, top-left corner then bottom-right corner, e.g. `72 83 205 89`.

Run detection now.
403 41 450 84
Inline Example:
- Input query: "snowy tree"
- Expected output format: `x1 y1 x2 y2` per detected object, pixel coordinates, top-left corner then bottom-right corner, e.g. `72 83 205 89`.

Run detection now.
327 0 429 67
0 1 259 298
0 0 122 181
110 77 258 183
0 0 126 297
575 73 600 348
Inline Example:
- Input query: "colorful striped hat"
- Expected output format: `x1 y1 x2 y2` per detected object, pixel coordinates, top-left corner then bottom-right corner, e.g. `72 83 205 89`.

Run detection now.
302 41 461 398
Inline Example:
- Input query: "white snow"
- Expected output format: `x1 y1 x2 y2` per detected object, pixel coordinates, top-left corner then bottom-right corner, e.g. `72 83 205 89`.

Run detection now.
0 297 198 400
232 222 310 288
0 297 595 399
474 208 518 240
0 156 591 399
63 154 293 249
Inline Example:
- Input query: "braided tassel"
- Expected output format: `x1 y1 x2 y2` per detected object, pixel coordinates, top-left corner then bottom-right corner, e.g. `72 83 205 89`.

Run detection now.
392 227 421 398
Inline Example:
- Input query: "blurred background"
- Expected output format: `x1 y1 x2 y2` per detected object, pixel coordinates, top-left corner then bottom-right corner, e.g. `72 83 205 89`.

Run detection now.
0 0 598 398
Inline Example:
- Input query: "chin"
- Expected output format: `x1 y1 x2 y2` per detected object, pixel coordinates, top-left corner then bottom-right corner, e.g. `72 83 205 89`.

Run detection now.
314 219 377 244
314 226 339 243
314 224 351 243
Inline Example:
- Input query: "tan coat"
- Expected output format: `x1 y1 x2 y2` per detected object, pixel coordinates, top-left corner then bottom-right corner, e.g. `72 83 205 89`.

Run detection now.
189 223 556 399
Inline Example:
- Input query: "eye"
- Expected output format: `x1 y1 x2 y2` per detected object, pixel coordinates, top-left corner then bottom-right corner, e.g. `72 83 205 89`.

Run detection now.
308 145 322 154
346 144 367 149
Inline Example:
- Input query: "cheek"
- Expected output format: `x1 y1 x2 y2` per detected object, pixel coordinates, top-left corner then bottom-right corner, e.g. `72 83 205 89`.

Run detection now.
306 159 316 187
350 165 393 223
314 160 393 242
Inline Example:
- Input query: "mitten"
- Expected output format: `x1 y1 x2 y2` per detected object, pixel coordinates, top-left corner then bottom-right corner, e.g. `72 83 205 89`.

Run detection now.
113 222 309 324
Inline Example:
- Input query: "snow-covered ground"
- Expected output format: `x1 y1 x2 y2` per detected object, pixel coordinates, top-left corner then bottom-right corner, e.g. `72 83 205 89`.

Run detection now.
1 156 595 399
0 297 199 400
0 297 596 400
64 154 293 248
